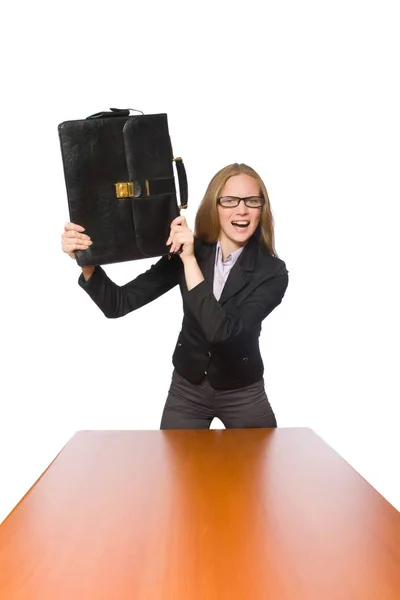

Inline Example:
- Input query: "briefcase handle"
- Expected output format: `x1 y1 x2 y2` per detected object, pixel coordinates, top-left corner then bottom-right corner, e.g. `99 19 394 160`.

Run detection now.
86 107 144 119
173 157 188 210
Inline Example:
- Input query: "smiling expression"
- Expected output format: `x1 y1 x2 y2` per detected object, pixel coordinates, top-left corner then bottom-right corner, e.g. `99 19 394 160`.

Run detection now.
217 174 263 252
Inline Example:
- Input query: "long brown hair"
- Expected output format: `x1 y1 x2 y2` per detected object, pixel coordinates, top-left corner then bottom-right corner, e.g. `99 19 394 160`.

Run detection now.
194 163 278 256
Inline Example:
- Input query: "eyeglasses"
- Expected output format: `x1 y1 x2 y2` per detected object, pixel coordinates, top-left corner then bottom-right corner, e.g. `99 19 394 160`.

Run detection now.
217 196 265 208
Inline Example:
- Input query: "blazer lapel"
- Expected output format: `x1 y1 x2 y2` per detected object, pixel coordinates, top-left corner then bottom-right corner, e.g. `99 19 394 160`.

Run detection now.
194 234 260 305
218 264 250 305
218 235 259 305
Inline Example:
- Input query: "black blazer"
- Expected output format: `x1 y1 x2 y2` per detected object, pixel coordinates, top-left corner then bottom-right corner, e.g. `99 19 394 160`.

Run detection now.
78 234 289 389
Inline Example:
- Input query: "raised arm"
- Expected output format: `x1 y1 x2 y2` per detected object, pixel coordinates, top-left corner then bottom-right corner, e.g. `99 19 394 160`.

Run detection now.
61 221 181 318
78 256 181 318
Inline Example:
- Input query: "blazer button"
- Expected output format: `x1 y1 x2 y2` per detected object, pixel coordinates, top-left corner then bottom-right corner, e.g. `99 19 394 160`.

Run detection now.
242 357 248 362
207 351 211 357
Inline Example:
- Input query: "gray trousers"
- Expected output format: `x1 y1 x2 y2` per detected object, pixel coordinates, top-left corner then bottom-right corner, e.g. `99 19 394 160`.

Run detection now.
160 369 277 430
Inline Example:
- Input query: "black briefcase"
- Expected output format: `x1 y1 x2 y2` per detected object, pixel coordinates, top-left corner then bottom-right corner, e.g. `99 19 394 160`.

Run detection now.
58 108 188 266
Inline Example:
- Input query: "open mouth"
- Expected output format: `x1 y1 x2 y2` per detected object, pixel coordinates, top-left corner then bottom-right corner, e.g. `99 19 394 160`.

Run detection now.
231 220 250 232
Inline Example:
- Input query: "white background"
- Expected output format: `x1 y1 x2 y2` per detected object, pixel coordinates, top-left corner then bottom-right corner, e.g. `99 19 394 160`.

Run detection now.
1 0 399 523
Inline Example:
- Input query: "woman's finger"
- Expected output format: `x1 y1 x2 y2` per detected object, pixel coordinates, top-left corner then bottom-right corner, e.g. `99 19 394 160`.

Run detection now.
169 234 193 254
63 230 91 240
174 234 192 246
169 225 191 239
62 239 92 252
167 226 190 247
63 238 92 248
170 216 186 227
63 243 83 252
169 237 181 254
65 222 85 232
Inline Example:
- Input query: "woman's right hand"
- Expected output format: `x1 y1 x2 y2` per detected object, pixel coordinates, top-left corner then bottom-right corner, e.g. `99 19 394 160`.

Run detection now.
61 222 92 259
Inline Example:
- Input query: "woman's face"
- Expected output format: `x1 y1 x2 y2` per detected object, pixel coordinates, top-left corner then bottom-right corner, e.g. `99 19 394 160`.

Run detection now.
217 174 262 249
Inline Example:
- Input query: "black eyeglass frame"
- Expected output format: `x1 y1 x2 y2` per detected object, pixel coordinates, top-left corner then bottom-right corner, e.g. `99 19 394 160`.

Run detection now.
216 196 265 208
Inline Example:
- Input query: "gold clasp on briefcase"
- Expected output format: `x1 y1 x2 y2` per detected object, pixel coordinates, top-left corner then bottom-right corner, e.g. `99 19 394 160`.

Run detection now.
115 181 150 198
115 182 135 198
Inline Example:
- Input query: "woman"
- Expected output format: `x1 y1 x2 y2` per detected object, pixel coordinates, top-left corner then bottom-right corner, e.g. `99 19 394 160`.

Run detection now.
61 163 289 429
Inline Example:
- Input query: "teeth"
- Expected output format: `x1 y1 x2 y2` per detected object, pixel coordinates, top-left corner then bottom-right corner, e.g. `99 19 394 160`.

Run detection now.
232 221 249 226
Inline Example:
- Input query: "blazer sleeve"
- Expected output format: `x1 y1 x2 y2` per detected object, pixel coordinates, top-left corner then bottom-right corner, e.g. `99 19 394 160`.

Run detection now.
182 262 288 344
78 254 181 318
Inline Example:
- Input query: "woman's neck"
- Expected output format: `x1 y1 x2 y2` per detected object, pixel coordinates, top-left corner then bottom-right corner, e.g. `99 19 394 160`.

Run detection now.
218 235 244 261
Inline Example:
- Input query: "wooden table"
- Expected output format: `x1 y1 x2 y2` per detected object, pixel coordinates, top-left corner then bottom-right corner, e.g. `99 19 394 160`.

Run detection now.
0 428 399 599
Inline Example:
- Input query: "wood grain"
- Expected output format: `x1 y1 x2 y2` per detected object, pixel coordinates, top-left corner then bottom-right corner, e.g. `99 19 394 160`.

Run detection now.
0 428 399 599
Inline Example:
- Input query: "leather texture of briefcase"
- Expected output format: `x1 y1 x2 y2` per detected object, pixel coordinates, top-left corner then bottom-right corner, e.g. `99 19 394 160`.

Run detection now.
58 108 188 266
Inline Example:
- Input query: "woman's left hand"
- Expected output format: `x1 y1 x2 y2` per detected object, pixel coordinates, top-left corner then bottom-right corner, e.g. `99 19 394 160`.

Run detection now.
166 216 195 259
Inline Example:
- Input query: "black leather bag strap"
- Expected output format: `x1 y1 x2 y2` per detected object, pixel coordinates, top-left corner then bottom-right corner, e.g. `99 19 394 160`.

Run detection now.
86 107 144 119
173 157 188 209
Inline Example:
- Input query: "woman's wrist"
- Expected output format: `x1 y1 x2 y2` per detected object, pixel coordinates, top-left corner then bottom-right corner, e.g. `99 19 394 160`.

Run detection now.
180 253 196 265
82 266 95 281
